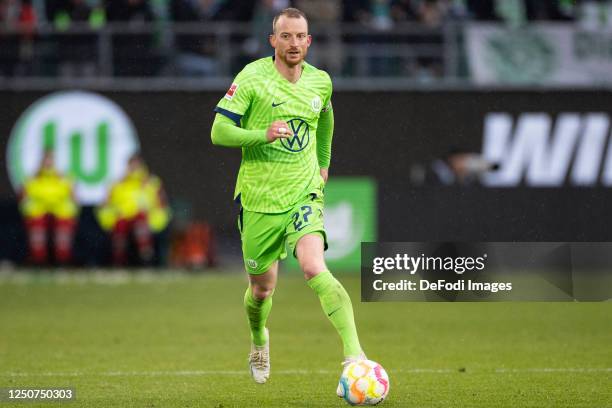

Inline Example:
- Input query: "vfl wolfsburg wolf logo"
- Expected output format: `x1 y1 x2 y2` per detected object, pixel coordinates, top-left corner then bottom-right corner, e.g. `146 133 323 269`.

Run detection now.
280 118 309 152
486 30 555 83
7 91 140 204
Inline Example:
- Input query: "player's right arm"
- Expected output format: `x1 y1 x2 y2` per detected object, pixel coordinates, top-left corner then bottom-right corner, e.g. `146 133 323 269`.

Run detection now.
211 66 289 148
211 115 291 147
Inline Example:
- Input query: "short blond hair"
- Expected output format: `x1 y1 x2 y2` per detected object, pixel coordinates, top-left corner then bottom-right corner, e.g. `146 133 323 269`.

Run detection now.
272 8 308 33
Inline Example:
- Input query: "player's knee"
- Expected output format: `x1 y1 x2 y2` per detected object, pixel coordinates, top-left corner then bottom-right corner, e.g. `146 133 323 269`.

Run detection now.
301 259 326 280
251 284 274 300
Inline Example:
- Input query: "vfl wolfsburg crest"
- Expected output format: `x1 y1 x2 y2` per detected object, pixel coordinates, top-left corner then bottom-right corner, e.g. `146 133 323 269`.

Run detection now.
311 96 322 112
280 118 310 152
486 29 556 83
7 91 140 204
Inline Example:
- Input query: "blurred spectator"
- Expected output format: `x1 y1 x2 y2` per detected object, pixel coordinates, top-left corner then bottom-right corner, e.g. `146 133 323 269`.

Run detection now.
0 0 20 25
524 0 574 21
370 0 393 30
417 0 449 27
171 0 225 20
391 0 455 26
19 149 79 266
164 0 225 76
20 0 38 32
2 0 38 32
341 0 394 29
222 0 256 21
0 0 595 81
342 0 371 23
169 221 216 269
467 0 576 23
577 0 612 29
48 0 95 25
243 0 288 57
292 0 343 73
412 147 499 186
466 0 499 20
172 0 256 21
148 0 170 21
294 0 342 31
166 198 216 269
106 0 153 22
47 0 105 77
343 0 458 26
294 0 341 22
390 0 418 22
106 0 157 75
447 0 469 19
0 0 39 76
96 154 171 266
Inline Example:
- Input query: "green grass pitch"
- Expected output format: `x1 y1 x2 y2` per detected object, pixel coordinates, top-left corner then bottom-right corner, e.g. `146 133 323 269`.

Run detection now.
0 270 610 407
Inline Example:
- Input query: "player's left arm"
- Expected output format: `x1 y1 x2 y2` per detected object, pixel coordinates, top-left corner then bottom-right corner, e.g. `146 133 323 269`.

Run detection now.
317 105 333 183
317 74 334 183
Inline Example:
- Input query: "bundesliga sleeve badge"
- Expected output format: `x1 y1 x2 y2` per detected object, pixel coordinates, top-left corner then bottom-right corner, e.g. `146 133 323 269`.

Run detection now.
224 83 239 101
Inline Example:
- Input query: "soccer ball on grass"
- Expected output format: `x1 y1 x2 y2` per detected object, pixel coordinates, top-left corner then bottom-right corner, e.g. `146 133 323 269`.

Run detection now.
337 359 389 406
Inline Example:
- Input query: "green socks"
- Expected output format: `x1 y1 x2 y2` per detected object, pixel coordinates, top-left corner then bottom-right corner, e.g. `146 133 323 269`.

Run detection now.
307 270 363 357
243 271 362 356
244 287 273 346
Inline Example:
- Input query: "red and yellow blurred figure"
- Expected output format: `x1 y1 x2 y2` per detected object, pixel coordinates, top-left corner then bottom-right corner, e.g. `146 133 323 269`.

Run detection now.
19 149 79 265
97 154 171 266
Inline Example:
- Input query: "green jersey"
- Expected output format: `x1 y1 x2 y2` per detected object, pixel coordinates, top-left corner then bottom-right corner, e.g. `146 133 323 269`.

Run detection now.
214 57 333 213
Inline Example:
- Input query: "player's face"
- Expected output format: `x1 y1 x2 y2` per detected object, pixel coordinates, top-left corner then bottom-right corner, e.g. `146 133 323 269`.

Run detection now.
270 16 311 67
41 152 54 169
127 157 142 173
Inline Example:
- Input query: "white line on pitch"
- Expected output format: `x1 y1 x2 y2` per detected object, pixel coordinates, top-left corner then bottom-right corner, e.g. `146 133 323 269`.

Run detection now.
1 369 452 377
495 368 612 373
2 368 610 377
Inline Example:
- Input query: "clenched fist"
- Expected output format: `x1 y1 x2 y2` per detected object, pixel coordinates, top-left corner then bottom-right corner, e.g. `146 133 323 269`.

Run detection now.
266 121 291 142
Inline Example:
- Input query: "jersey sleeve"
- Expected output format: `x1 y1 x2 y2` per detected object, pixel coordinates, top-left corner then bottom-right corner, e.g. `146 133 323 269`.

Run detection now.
321 71 333 113
214 67 257 127
317 71 334 168
211 113 268 147
316 107 334 169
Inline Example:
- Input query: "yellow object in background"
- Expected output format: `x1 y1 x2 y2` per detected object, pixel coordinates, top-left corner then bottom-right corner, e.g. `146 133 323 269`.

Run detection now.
96 170 171 232
20 169 78 219
145 175 171 233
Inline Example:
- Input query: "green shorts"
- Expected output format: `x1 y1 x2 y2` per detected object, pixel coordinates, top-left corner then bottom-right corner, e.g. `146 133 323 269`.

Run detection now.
238 193 328 274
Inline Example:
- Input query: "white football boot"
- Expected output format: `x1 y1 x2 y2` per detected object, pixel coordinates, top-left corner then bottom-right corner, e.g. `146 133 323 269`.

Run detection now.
248 328 270 384
337 352 367 397
341 352 368 368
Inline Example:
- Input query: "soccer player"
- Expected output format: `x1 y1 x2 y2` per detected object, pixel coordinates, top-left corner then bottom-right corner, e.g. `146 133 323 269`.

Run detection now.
210 8 365 384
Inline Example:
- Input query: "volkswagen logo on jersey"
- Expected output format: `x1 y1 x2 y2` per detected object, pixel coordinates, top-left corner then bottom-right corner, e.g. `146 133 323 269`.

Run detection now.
280 119 310 152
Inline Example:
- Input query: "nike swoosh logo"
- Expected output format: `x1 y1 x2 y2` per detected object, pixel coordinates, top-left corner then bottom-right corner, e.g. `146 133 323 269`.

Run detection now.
272 101 286 108
327 307 341 317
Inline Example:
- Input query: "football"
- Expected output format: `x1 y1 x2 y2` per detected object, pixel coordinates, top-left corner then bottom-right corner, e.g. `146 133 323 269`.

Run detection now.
337 360 390 406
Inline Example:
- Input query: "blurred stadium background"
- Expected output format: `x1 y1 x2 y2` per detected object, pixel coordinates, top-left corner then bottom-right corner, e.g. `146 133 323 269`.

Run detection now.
1 1 611 406
2 0 612 268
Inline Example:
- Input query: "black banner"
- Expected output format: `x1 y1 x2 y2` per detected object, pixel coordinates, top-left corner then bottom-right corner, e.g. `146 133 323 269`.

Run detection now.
1 90 612 251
